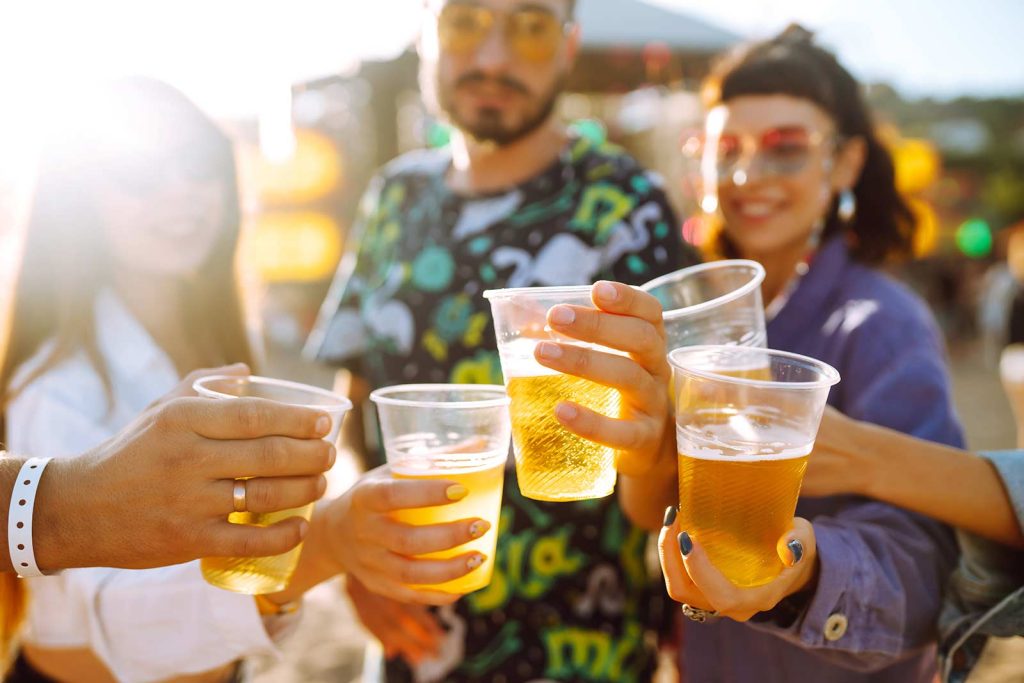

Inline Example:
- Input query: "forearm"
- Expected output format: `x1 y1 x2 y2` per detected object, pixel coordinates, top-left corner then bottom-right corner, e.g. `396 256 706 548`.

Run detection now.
862 426 1024 547
618 430 678 531
266 502 342 605
0 454 100 573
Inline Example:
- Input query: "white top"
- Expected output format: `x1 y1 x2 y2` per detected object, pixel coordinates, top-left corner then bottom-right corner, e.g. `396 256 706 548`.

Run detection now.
6 290 281 683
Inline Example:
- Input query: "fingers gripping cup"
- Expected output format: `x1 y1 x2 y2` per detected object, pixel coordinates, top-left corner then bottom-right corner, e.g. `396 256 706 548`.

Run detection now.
371 385 510 594
641 260 766 350
194 375 351 595
668 346 839 587
484 286 622 502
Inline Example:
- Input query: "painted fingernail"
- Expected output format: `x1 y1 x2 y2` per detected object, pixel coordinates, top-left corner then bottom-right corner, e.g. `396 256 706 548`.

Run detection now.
315 415 331 436
594 282 618 302
788 539 804 565
663 506 677 527
678 531 693 557
467 553 485 569
555 403 578 421
536 342 563 360
446 485 468 501
469 520 491 538
549 305 575 325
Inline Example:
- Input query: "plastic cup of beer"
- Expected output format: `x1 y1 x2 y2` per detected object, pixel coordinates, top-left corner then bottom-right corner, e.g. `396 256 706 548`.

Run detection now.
193 375 351 595
668 346 839 587
483 286 622 502
370 384 510 594
641 260 766 350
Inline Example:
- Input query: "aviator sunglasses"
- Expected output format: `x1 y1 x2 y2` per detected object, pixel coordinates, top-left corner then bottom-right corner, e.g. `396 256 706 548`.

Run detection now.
436 3 572 63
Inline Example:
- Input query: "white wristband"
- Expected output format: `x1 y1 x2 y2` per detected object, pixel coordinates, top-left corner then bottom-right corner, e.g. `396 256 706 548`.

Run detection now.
9 457 53 578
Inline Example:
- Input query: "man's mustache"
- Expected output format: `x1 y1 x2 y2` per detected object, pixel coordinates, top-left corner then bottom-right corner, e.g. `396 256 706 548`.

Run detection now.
455 72 530 96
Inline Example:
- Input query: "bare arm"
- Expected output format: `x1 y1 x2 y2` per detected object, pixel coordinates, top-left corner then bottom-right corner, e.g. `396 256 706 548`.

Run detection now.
804 408 1024 548
2 366 338 573
618 423 680 531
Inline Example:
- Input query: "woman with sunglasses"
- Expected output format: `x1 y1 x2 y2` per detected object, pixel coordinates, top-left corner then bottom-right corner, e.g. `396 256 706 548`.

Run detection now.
0 78 486 683
634 25 966 682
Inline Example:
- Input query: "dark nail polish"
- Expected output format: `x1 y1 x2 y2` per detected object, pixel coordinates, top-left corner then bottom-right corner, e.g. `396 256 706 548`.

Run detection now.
788 539 804 565
663 506 677 527
678 531 693 557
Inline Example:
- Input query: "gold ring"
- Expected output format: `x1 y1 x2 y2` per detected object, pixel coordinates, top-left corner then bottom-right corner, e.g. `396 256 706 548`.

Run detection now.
232 479 247 513
681 603 719 623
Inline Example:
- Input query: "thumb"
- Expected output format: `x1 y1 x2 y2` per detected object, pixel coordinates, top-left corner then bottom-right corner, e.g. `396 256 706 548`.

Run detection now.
777 517 815 569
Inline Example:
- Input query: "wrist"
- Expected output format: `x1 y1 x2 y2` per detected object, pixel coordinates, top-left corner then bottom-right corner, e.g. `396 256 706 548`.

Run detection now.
270 502 341 604
857 425 892 499
32 458 87 572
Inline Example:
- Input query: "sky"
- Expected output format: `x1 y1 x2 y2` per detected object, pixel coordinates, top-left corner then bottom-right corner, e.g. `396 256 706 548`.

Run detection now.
654 0 1024 99
0 0 1021 125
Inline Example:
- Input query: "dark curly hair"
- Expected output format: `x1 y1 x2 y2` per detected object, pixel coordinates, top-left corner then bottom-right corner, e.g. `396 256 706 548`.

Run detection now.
702 24 916 265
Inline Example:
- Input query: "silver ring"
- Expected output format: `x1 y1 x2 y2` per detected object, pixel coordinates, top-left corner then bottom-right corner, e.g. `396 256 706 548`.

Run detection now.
232 479 247 513
681 603 719 623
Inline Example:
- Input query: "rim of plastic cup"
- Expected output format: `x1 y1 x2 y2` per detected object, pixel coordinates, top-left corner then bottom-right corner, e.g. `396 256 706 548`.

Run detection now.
193 375 353 412
482 285 593 299
667 345 840 390
369 384 510 409
640 260 766 321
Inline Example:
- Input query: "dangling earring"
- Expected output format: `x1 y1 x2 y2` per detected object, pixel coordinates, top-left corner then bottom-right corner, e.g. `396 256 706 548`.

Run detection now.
838 189 857 224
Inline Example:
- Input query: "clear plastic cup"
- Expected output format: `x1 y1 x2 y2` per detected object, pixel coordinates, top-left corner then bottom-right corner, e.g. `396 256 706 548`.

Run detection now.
483 286 620 502
668 346 839 587
194 375 351 594
371 384 510 594
641 260 767 350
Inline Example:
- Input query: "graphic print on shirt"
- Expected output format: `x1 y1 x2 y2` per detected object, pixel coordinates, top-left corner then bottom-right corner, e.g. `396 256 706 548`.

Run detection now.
311 136 699 683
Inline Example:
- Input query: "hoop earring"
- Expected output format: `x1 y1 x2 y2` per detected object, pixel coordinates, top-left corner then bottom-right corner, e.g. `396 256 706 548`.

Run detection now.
838 189 857 224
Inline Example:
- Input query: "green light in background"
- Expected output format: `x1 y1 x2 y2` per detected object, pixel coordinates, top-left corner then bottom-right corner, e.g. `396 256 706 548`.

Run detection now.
955 218 993 259
569 118 607 145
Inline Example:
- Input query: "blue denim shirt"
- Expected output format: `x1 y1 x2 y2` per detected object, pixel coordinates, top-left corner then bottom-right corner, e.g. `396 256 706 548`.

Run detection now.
939 449 1024 682
680 237 964 682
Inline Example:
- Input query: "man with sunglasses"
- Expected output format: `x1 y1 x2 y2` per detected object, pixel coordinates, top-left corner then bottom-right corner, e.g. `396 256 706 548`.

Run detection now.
308 0 699 680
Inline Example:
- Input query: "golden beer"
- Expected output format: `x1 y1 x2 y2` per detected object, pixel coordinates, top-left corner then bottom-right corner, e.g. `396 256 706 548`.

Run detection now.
506 373 620 501
392 457 505 594
676 417 810 587
201 503 313 594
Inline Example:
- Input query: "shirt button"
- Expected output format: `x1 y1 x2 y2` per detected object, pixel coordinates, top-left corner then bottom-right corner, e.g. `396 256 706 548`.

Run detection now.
824 613 848 641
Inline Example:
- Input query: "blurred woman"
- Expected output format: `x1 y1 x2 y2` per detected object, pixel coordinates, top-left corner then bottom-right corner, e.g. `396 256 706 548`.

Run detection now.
0 78 484 682
640 25 965 682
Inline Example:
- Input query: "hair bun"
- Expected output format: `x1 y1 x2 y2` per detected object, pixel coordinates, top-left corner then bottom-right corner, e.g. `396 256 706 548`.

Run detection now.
777 23 816 47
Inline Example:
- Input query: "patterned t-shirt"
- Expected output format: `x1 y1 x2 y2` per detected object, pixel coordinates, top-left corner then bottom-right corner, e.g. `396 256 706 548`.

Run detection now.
309 135 700 683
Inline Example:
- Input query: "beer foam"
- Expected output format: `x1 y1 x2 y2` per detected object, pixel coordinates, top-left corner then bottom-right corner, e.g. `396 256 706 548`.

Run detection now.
387 433 509 474
676 419 813 462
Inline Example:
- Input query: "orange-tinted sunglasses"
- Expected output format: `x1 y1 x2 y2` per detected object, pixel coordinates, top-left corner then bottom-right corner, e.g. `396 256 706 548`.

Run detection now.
437 3 572 63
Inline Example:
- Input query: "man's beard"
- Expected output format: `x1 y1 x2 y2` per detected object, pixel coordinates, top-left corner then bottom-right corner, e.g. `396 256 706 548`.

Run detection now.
436 70 565 147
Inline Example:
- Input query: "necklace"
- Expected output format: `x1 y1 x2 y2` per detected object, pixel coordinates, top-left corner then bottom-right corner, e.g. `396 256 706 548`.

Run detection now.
763 226 823 323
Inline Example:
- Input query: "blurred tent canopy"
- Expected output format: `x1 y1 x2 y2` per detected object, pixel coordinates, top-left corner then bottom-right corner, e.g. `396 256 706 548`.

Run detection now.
570 0 741 91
